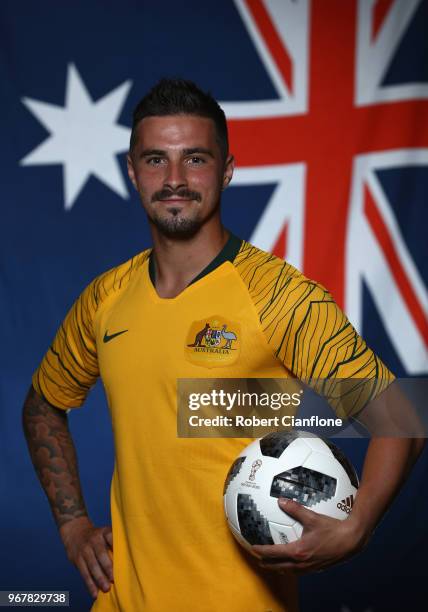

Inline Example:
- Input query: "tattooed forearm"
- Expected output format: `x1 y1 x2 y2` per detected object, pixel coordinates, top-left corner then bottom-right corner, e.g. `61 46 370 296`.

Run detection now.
22 386 88 528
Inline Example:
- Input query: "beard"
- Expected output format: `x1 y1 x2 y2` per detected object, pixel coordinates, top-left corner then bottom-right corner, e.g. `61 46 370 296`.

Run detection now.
150 208 204 240
147 188 221 240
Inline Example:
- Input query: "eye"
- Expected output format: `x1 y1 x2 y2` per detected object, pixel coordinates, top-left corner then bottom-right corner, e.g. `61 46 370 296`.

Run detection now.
187 156 206 165
147 157 165 166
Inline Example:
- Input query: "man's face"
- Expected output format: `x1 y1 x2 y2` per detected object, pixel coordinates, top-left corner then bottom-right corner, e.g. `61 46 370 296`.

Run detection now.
127 115 234 239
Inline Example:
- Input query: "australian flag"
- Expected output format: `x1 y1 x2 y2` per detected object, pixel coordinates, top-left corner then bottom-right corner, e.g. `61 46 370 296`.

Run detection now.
1 1 427 611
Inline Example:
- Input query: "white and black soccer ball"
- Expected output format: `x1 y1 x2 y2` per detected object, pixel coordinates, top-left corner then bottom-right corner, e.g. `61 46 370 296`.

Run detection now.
223 431 359 550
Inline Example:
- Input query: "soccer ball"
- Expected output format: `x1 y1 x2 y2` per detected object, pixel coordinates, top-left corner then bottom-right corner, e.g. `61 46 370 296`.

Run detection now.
223 430 358 549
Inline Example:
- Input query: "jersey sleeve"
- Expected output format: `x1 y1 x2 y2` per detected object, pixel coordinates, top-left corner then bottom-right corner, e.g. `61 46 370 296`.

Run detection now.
264 275 395 418
234 241 395 418
32 279 99 410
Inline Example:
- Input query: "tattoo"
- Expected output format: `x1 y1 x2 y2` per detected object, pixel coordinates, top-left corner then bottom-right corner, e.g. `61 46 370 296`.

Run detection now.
22 386 88 527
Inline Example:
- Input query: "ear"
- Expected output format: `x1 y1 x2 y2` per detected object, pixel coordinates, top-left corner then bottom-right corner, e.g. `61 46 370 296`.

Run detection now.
222 154 235 190
127 154 138 191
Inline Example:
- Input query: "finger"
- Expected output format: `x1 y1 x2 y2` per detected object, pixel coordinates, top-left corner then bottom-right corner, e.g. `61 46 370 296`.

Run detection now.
83 546 112 592
103 528 113 549
260 562 288 573
77 557 99 599
260 561 311 575
277 498 317 526
261 559 331 575
93 541 114 583
252 542 301 560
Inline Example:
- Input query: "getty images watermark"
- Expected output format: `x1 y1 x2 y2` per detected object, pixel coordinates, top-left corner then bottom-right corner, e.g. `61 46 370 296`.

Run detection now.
177 378 428 438
187 388 342 430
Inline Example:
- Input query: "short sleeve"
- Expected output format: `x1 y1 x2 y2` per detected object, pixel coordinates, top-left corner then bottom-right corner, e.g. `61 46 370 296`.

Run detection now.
233 241 395 419
32 280 99 410
265 277 396 418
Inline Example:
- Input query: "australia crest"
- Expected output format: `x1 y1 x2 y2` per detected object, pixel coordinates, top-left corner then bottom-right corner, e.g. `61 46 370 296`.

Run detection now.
185 316 240 368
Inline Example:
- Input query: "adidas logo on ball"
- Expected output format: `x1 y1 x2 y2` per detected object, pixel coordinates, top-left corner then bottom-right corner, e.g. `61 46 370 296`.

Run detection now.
337 495 354 514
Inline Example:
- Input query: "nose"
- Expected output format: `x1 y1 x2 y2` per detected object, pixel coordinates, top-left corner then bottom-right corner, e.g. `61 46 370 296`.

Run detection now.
164 160 187 191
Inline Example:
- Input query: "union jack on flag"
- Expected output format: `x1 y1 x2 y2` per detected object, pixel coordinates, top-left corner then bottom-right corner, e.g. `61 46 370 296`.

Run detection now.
225 0 428 376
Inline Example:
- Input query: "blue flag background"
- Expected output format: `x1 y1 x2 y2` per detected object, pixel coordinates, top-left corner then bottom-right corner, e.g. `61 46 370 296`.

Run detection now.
1 1 427 610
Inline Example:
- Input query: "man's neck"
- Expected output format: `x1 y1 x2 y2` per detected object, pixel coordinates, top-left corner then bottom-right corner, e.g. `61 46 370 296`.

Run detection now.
150 223 229 299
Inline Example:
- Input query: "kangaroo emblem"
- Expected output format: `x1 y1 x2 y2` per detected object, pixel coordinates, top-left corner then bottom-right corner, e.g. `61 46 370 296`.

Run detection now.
187 323 211 347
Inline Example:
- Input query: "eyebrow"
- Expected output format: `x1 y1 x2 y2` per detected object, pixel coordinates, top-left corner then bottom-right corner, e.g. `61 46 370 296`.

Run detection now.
139 147 215 159
183 147 215 158
140 149 165 158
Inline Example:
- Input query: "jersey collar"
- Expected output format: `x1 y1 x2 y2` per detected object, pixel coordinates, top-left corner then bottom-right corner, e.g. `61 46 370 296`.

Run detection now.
148 232 242 288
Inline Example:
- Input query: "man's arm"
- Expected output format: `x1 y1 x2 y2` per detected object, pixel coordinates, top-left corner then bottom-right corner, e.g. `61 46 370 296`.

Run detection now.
22 385 113 598
347 436 425 540
252 434 425 574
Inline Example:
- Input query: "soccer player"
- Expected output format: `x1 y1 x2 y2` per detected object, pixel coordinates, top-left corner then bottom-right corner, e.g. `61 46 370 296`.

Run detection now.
23 79 425 612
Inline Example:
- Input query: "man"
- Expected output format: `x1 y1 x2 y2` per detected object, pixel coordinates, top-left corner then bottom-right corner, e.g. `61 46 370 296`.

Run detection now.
23 79 424 612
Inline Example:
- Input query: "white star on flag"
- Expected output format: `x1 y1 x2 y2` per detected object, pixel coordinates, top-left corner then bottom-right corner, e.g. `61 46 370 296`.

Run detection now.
20 63 132 210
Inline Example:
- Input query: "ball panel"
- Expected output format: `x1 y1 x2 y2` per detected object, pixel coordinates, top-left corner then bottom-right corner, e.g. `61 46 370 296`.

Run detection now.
270 466 337 507
323 439 359 488
268 521 299 545
302 450 343 478
302 450 358 518
259 430 312 458
237 493 274 545
223 456 246 495
301 433 333 454
227 521 253 551
293 521 303 539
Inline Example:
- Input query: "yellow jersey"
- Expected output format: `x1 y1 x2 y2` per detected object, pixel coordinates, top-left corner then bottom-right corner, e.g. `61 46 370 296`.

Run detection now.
32 235 394 612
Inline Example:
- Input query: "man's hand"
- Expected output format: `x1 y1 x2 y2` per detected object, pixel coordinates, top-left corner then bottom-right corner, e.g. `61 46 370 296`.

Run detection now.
59 516 114 599
23 387 117 598
252 498 367 575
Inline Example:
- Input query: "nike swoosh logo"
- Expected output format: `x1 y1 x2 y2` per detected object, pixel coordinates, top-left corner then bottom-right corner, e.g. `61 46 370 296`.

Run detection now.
103 329 128 343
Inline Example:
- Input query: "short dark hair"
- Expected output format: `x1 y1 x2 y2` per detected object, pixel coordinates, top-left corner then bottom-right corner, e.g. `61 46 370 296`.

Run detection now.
130 78 229 160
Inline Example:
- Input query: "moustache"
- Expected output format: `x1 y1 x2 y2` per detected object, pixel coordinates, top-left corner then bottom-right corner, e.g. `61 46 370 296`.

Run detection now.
151 189 202 203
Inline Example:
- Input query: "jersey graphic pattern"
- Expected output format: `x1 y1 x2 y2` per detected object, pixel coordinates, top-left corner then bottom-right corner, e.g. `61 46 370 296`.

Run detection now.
33 251 150 408
34 241 394 419
234 240 394 415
